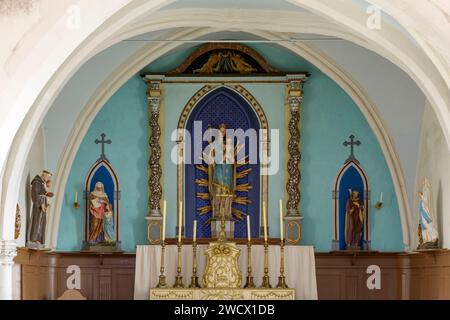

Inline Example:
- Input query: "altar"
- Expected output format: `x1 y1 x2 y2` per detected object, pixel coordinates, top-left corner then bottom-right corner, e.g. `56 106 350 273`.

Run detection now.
134 244 317 300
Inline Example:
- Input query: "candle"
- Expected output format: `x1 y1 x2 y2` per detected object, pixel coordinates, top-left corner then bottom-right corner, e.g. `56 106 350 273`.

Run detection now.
178 201 182 243
279 199 284 241
193 220 197 243
75 191 78 203
162 200 166 241
380 192 383 203
263 202 268 242
348 188 352 195
247 215 251 241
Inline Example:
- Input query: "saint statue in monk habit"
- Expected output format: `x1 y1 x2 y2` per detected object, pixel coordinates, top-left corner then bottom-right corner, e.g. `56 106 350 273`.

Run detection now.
88 181 115 244
345 190 365 250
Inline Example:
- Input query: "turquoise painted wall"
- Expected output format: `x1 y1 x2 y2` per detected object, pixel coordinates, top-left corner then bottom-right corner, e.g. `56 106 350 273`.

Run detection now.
58 44 404 252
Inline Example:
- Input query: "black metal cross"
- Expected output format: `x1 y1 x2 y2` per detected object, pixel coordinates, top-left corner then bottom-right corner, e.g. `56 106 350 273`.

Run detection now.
95 133 112 162
343 134 361 164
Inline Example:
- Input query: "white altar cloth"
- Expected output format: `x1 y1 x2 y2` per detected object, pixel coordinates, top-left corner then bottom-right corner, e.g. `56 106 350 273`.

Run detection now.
134 244 317 300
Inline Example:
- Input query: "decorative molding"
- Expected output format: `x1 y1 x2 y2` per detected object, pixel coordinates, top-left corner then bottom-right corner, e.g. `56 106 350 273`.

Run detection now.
0 240 17 266
169 43 279 75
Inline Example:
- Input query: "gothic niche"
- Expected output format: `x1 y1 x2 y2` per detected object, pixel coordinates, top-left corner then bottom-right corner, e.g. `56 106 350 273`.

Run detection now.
332 135 370 251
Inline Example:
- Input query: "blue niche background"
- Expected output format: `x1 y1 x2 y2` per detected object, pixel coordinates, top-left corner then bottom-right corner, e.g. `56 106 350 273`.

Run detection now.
185 87 260 239
338 165 366 250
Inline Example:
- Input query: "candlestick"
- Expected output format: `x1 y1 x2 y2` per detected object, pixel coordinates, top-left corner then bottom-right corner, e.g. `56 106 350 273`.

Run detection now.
276 239 288 288
156 241 167 288
193 220 197 243
261 240 271 288
262 202 268 242
73 191 79 209
189 237 200 288
247 215 251 241
173 241 184 288
244 239 255 288
279 199 284 241
162 200 166 241
178 201 182 243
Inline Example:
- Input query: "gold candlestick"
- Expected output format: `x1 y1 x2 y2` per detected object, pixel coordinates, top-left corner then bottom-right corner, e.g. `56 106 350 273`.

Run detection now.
173 241 184 288
156 241 167 288
189 242 200 288
276 239 288 288
244 240 255 288
261 241 271 288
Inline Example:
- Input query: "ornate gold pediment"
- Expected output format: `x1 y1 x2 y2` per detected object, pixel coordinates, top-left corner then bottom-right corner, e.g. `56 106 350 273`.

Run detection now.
169 43 280 75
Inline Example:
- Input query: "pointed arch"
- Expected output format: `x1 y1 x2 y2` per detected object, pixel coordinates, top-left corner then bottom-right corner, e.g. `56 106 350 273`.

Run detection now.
332 160 370 250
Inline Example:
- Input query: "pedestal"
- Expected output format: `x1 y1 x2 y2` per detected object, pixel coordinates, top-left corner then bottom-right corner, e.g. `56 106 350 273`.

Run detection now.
211 220 235 239
0 240 17 300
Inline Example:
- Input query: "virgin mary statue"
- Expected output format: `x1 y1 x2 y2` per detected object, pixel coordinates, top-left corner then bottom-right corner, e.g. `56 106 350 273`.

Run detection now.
417 178 439 249
208 123 235 220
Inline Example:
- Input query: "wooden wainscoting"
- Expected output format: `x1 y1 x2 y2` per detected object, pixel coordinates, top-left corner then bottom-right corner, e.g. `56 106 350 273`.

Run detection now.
15 247 450 300
15 248 136 300
315 250 450 300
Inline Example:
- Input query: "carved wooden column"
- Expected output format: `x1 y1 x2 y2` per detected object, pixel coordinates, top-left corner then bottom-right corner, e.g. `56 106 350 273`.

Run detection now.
284 75 307 244
142 75 164 244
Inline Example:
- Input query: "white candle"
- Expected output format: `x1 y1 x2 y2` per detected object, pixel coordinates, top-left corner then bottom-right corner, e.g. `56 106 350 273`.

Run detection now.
178 201 182 243
162 200 166 241
263 202 268 242
380 192 383 203
348 188 352 195
247 215 251 241
279 199 284 241
193 220 197 243
75 191 78 203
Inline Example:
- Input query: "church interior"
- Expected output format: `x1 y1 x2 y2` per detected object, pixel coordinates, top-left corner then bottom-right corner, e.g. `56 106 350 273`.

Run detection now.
1 0 450 301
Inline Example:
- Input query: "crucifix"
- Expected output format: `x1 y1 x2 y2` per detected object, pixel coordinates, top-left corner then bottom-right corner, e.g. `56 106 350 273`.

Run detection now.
343 134 361 164
95 133 112 162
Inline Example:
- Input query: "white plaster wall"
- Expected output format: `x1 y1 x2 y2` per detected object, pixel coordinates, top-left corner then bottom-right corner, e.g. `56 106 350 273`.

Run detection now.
415 102 450 249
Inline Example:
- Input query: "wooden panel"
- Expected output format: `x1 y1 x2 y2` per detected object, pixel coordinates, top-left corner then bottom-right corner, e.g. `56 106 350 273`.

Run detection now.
15 247 450 300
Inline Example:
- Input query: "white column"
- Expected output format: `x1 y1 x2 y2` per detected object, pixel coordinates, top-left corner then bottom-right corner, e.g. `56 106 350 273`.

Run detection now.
0 240 17 300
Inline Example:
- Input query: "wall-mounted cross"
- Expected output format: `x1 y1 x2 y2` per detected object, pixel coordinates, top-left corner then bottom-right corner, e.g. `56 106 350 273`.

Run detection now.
95 133 112 162
343 134 361 164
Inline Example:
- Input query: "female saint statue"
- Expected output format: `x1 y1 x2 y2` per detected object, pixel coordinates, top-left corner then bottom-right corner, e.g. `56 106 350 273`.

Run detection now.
345 190 364 250
88 182 114 243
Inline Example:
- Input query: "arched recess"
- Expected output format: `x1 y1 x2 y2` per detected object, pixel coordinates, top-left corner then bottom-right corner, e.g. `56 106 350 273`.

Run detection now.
332 160 370 251
3 2 450 250
84 160 120 244
177 85 268 239
44 28 412 250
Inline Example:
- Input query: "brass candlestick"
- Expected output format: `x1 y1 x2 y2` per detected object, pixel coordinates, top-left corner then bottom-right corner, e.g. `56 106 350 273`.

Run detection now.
276 240 288 288
173 241 184 288
156 241 167 288
189 242 200 288
244 240 255 288
261 241 272 288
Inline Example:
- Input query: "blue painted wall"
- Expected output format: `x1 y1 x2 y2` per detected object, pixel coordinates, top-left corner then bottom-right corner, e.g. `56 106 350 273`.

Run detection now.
58 44 404 252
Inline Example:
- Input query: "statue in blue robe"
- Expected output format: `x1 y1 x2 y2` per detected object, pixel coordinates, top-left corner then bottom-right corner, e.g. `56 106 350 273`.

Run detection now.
208 124 236 220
